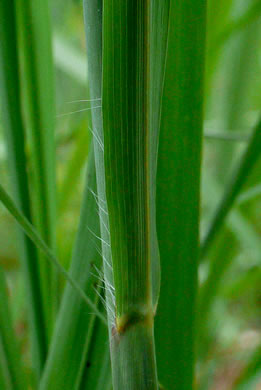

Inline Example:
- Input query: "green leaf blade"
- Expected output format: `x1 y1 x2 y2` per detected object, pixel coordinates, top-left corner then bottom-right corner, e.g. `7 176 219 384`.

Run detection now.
155 1 207 388
16 0 58 338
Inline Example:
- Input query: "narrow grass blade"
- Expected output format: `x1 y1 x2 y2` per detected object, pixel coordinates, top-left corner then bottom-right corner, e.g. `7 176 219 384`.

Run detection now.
16 0 57 338
201 118 261 259
80 311 111 390
0 269 27 390
40 149 108 390
0 183 105 324
155 0 207 388
83 0 112 335
83 3 119 389
0 0 47 377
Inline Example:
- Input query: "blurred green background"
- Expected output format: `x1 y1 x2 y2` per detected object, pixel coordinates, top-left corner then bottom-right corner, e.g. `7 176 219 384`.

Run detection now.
0 0 260 388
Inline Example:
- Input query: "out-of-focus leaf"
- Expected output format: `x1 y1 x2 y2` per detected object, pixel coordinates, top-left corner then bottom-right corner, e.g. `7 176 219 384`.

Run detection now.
0 269 27 389
201 118 261 259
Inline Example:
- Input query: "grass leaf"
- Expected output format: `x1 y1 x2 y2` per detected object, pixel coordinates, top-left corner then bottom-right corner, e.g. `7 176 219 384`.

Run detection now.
79 312 111 390
155 1 207 388
16 0 58 338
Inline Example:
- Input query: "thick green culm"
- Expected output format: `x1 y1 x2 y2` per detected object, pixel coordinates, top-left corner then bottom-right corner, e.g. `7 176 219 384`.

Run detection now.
84 0 163 388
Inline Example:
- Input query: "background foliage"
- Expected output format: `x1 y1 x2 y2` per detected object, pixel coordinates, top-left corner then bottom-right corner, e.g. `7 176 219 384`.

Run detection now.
0 0 260 389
